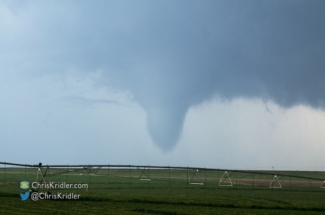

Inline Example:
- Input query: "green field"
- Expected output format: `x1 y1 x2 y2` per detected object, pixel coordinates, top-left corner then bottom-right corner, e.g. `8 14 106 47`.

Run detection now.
1 165 325 214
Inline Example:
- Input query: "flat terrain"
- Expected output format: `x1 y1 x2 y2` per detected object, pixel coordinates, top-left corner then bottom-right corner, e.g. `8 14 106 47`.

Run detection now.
1 166 325 214
1 190 325 215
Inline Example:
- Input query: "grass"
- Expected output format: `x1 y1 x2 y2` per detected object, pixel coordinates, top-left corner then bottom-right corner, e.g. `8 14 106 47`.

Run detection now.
1 166 325 214
1 190 325 214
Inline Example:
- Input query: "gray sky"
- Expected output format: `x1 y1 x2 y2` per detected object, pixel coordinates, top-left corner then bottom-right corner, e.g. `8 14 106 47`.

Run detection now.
1 0 325 170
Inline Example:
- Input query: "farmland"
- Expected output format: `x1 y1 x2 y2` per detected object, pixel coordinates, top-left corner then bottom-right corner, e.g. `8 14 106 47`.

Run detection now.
1 164 325 214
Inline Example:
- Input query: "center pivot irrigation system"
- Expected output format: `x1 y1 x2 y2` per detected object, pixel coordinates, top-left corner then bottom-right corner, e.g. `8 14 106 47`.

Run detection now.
2 161 325 192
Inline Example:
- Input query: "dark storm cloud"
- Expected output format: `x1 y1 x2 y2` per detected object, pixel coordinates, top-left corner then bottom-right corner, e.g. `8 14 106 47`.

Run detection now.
2 0 325 150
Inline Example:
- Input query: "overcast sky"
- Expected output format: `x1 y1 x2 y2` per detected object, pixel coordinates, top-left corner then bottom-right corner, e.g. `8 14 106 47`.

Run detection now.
1 0 325 170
